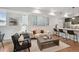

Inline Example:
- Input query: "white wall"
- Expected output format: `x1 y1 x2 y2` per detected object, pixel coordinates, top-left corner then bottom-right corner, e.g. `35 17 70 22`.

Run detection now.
0 26 20 40
0 9 65 40
0 12 22 40
28 16 65 33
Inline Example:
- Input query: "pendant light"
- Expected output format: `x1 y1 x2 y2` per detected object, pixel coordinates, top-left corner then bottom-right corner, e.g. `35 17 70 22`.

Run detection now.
72 7 75 19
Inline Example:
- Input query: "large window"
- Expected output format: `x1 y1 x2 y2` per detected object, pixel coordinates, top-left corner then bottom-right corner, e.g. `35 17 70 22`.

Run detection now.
0 11 6 26
30 15 49 26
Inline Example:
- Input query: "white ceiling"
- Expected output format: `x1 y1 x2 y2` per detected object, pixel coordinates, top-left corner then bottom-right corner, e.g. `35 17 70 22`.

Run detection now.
0 7 79 17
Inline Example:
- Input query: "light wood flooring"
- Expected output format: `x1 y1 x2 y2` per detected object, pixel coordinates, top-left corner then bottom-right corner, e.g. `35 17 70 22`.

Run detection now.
0 35 79 52
54 35 79 52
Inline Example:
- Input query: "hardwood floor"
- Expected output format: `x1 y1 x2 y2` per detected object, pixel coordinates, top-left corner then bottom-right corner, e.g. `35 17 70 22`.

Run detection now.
0 35 79 52
53 35 79 52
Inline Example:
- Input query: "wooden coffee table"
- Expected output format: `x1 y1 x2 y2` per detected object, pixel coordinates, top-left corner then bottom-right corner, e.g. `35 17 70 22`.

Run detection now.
37 37 59 50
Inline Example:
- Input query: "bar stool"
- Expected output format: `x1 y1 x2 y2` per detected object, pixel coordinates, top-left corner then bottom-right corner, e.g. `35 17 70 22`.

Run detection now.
53 28 59 36
59 29 67 39
67 30 78 42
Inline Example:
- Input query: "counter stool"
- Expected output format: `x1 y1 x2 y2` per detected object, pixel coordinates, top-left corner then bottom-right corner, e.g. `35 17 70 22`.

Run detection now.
67 30 78 42
59 29 67 39
53 28 59 36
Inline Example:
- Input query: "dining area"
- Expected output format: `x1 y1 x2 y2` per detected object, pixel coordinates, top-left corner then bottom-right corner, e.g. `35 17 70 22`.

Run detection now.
53 28 79 43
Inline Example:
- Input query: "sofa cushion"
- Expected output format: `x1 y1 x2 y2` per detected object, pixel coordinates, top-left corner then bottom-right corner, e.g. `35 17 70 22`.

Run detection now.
40 30 44 33
32 30 37 34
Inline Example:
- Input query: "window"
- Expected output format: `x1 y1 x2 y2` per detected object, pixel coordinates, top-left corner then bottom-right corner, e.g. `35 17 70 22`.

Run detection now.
30 15 49 26
37 16 49 26
22 15 28 25
31 15 37 25
0 11 6 26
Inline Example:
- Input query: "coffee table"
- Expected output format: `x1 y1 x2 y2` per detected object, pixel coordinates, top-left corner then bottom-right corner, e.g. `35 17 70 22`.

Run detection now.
37 37 59 50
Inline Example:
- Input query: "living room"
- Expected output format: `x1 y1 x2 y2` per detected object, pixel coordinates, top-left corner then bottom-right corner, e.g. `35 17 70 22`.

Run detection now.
0 7 79 52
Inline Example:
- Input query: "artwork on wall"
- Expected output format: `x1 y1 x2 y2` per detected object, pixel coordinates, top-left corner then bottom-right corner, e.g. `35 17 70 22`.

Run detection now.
9 17 18 26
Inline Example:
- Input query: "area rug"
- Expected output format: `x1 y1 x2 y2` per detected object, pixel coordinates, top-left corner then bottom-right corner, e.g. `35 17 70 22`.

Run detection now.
30 40 70 52
0 40 70 52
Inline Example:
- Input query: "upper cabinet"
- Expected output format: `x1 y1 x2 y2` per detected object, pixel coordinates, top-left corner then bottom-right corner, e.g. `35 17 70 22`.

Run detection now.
65 18 71 22
71 16 79 24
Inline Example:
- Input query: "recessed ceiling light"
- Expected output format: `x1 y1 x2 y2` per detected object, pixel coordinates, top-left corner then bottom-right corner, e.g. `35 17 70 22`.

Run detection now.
64 13 69 17
49 12 55 16
32 9 41 14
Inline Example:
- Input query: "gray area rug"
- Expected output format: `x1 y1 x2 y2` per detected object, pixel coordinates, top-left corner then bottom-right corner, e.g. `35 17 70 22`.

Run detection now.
0 40 70 52
30 40 70 52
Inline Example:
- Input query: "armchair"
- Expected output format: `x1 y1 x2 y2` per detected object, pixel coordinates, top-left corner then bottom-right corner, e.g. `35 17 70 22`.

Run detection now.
0 33 5 48
11 33 31 52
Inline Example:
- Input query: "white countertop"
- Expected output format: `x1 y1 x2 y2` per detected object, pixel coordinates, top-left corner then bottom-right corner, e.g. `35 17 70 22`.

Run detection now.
59 28 79 31
58 28 79 34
